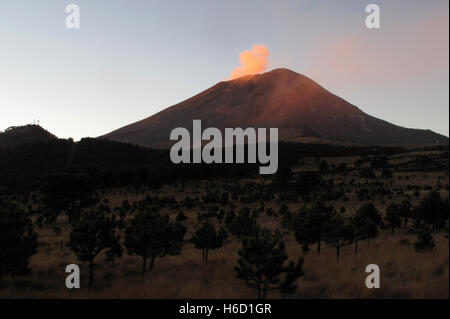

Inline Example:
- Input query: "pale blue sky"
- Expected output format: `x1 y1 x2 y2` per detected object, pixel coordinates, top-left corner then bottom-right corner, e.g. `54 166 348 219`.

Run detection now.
0 0 448 140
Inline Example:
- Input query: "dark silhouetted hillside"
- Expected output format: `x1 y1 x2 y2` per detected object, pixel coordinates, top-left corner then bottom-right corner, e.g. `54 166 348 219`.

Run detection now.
0 125 57 148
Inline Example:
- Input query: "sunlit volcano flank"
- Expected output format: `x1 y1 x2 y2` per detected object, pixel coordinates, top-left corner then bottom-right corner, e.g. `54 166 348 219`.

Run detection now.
103 68 449 149
229 45 269 80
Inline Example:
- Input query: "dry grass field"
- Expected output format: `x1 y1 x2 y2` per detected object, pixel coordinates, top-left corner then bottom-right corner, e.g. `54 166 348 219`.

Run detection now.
0 151 448 299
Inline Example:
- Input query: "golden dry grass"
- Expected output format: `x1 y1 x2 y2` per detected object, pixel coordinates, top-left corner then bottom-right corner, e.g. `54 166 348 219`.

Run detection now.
0 221 447 299
0 153 448 299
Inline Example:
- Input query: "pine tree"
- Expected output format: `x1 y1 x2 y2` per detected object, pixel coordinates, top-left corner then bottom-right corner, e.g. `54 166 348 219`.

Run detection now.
191 222 226 263
226 207 257 239
105 237 123 268
385 202 402 234
323 214 352 262
414 223 435 252
414 191 447 231
235 227 304 299
281 209 294 231
124 211 186 275
0 199 37 281
69 210 119 289
398 199 412 226
293 203 334 255
352 202 381 251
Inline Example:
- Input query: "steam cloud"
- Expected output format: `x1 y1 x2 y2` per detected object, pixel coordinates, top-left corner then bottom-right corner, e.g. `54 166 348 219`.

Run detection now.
230 45 269 80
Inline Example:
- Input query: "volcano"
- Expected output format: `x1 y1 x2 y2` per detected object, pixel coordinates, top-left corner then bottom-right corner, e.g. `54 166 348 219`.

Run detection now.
102 68 448 149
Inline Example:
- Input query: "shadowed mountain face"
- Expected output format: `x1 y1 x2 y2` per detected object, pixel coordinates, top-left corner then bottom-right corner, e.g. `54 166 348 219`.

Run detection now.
0 125 57 147
102 68 448 149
